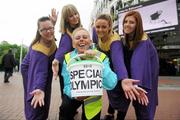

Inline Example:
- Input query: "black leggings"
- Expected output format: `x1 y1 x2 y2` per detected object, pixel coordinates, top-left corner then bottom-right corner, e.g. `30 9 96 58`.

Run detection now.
107 103 115 114
59 95 82 120
116 111 127 120
107 103 127 120
59 95 101 120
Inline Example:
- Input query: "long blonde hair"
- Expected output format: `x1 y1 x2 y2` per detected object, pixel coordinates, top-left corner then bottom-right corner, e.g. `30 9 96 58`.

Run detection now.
60 4 82 34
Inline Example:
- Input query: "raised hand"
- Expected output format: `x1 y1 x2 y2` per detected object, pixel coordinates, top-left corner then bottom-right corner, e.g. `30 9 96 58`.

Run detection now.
49 8 58 25
30 89 45 109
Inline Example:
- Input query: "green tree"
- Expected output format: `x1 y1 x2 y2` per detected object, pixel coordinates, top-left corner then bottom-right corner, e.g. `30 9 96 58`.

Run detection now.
0 41 28 71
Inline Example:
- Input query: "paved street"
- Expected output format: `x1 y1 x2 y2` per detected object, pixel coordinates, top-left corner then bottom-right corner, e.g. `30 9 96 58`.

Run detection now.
0 72 180 120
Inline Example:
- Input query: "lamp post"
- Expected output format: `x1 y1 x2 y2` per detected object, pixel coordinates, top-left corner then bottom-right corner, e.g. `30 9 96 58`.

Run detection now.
19 39 23 72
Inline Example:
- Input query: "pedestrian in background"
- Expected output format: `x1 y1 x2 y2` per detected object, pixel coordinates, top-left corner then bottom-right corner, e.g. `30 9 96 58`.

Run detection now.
109 10 159 120
21 16 56 120
2 49 16 83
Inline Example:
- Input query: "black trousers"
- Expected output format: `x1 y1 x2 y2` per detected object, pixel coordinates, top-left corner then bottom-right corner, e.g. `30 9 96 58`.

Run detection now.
4 67 13 82
59 95 82 120
107 103 127 120
59 95 101 120
107 103 115 114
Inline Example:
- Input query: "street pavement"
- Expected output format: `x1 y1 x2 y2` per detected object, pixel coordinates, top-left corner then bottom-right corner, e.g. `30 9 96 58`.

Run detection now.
0 72 180 120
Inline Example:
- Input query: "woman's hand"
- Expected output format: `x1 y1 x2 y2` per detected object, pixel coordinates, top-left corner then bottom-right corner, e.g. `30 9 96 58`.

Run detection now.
30 89 45 109
121 78 149 106
121 78 140 101
134 85 149 106
49 8 58 25
84 50 97 57
52 59 59 80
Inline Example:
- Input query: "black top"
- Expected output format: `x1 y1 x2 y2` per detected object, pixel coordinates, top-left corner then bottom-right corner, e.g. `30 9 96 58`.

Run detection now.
123 43 134 78
96 45 114 70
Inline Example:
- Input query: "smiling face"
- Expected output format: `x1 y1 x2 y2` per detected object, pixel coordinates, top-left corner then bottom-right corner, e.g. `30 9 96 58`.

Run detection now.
67 12 80 28
123 16 137 35
72 29 92 54
95 19 111 38
39 20 54 42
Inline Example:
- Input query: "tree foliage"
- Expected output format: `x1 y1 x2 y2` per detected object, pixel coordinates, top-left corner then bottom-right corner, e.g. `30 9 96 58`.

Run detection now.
0 41 28 71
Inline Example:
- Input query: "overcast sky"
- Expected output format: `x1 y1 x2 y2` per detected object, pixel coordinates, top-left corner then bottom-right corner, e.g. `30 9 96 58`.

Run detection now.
0 0 95 46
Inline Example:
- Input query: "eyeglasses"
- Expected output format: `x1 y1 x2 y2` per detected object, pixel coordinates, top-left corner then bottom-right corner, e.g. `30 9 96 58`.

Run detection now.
39 27 54 33
74 35 89 40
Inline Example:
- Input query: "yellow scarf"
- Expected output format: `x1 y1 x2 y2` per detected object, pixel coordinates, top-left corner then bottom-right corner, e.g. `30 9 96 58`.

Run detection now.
32 40 57 56
98 32 120 51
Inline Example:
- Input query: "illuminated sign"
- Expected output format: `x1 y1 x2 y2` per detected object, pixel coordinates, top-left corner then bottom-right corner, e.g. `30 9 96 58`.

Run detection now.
118 0 178 34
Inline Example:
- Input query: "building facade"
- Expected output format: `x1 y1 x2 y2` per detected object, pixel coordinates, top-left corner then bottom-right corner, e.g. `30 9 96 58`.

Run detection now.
92 0 180 76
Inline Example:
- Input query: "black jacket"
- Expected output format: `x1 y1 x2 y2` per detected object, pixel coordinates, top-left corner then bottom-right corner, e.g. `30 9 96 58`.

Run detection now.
2 53 16 68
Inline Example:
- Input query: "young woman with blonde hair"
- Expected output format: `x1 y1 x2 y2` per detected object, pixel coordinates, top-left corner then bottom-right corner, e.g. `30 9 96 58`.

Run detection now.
50 4 82 119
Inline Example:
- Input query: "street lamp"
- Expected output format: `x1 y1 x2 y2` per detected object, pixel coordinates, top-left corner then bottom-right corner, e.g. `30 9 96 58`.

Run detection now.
19 39 23 72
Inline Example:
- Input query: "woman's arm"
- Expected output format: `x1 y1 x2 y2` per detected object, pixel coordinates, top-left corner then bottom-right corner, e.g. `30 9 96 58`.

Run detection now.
110 41 128 80
102 57 117 90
